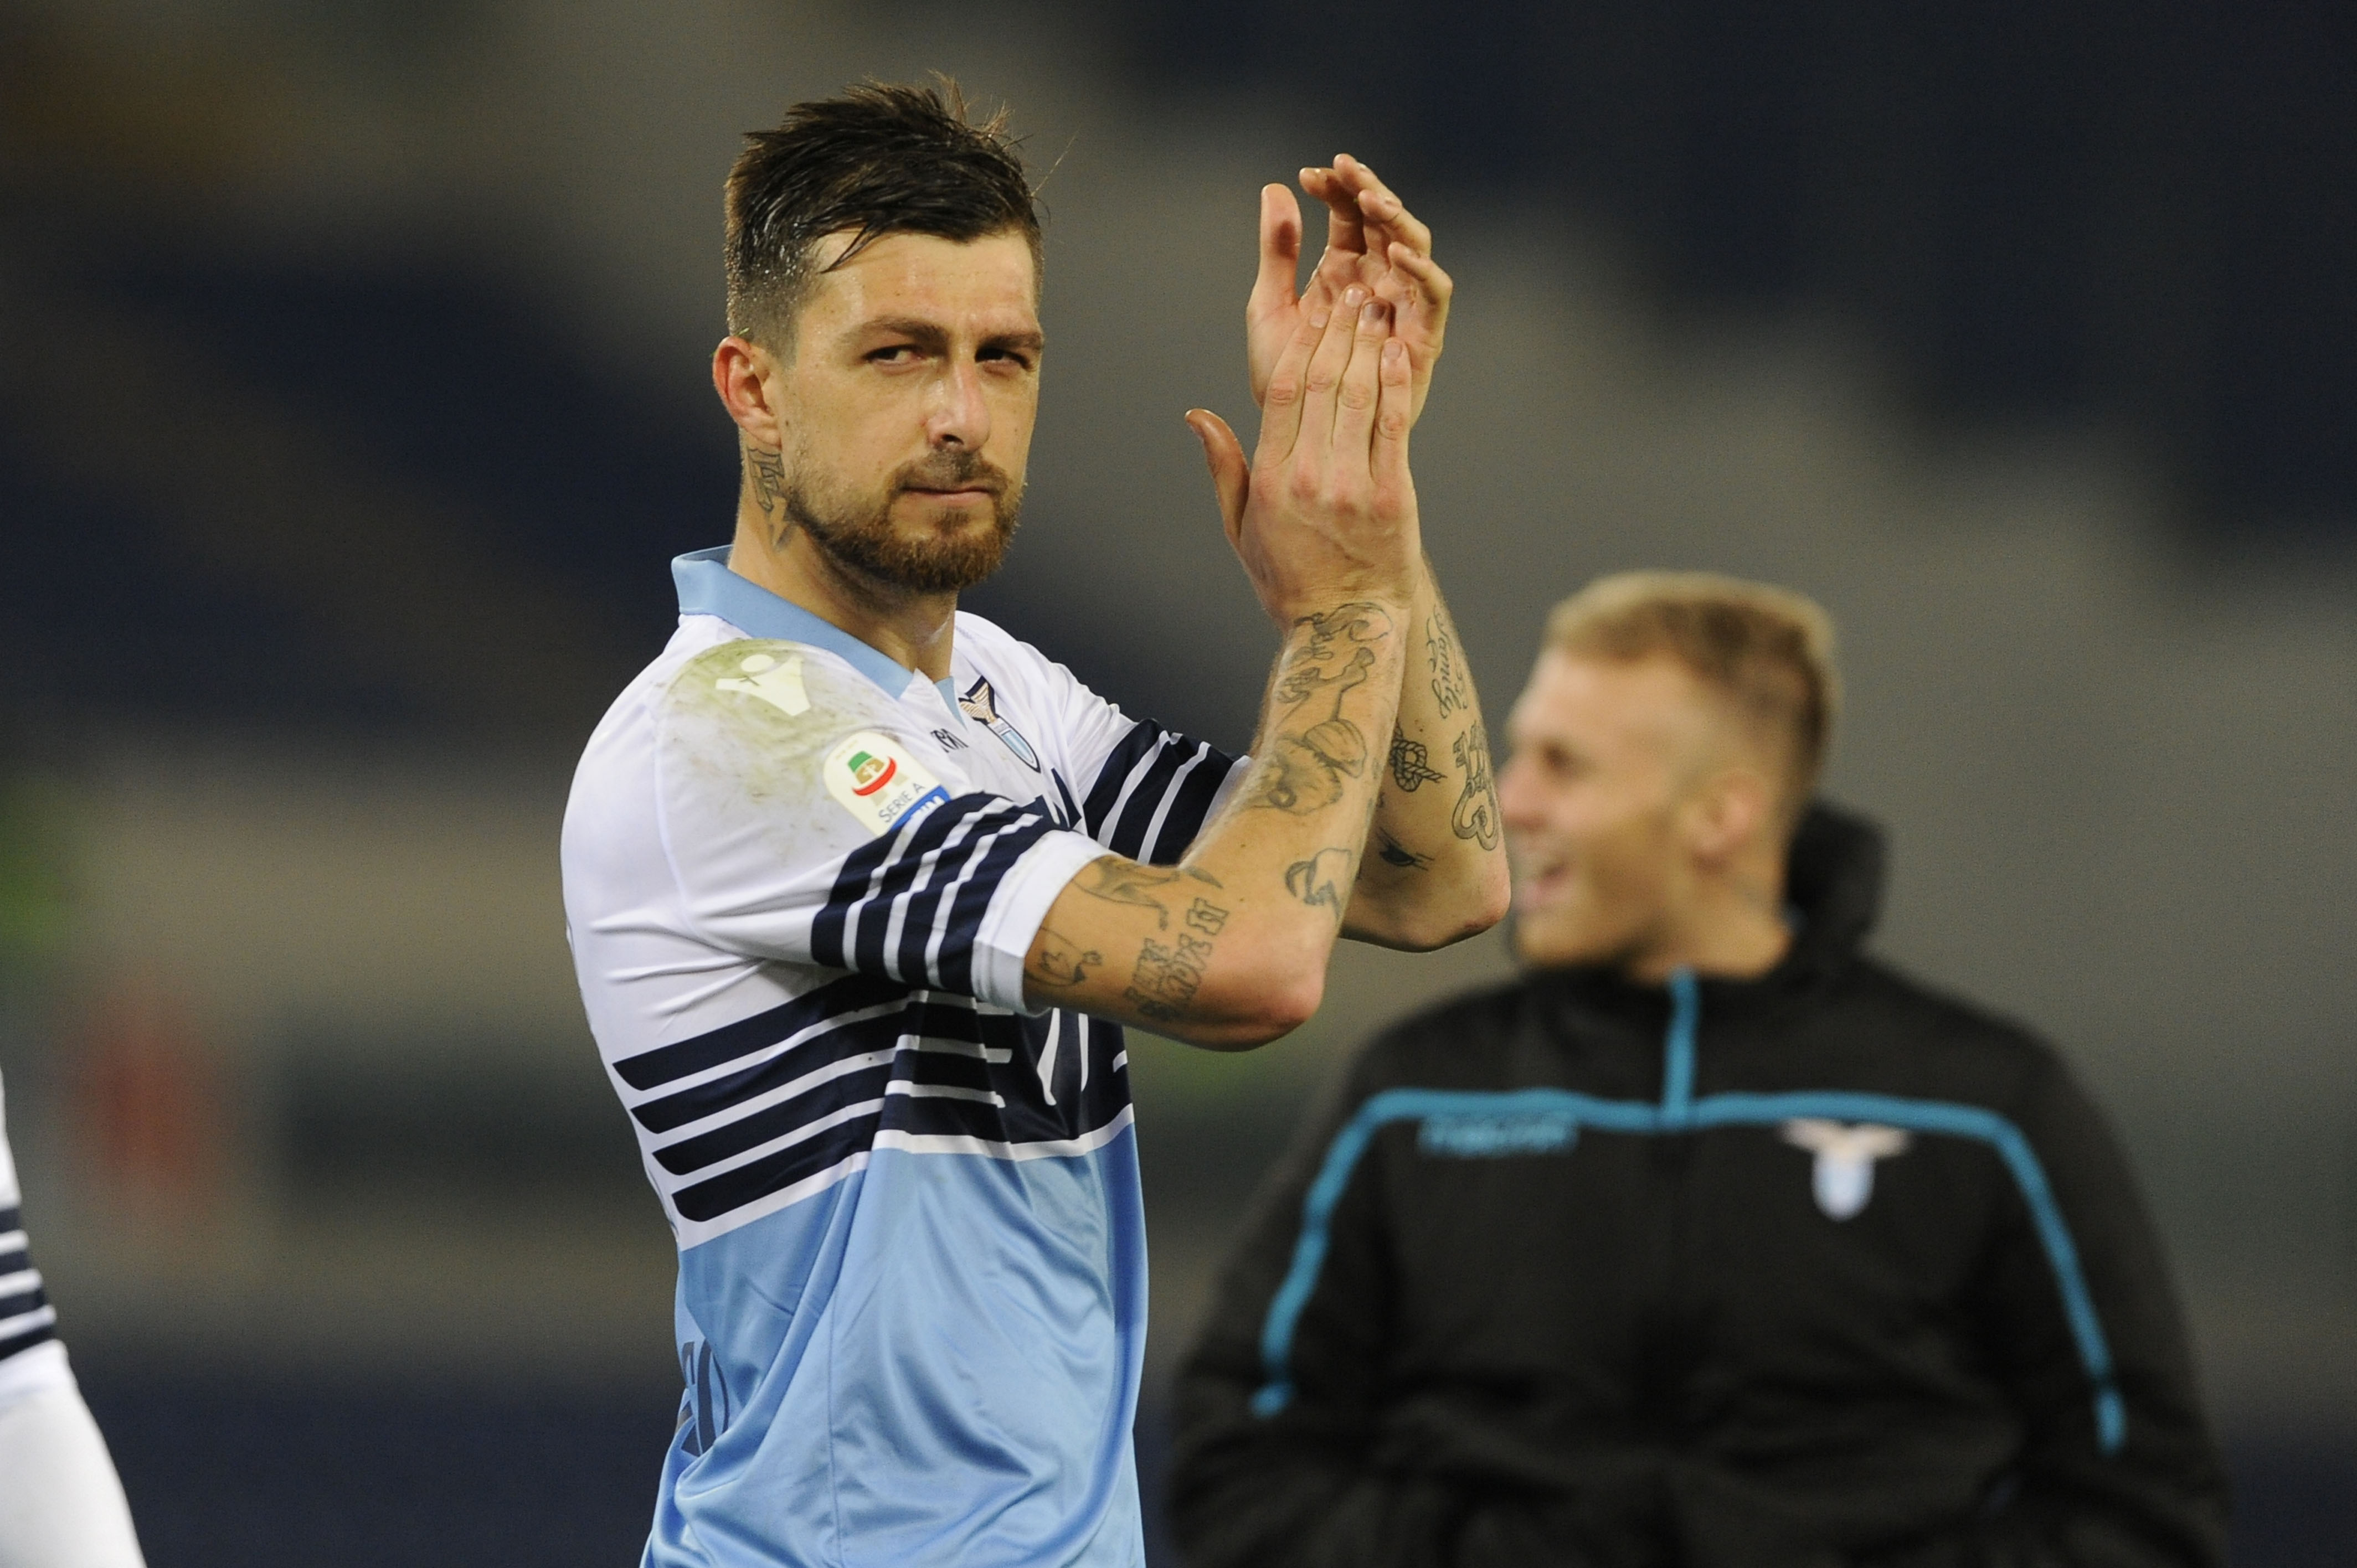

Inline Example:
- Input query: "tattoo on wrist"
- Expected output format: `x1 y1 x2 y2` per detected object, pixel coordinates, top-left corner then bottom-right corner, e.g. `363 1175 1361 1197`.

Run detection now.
1388 724 1445 791
1450 721 1501 849
1427 608 1471 719
1374 827 1433 870
1284 847 1355 922
1125 932 1214 1021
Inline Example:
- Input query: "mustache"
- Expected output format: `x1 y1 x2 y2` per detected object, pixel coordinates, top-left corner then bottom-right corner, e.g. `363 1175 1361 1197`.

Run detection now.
893 451 1013 498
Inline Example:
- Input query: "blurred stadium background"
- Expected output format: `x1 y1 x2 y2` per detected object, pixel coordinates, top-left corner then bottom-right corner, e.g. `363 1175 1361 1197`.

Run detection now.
0 1 2350 1561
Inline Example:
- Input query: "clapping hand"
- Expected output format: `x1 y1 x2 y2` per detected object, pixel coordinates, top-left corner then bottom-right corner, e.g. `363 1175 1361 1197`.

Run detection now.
1247 156 1451 427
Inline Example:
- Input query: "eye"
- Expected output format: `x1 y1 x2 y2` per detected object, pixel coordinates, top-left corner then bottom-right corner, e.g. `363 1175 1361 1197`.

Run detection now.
977 345 1036 372
866 343 920 365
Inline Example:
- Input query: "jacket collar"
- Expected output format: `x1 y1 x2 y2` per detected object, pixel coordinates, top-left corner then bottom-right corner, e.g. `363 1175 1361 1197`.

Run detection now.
1525 801 1887 1031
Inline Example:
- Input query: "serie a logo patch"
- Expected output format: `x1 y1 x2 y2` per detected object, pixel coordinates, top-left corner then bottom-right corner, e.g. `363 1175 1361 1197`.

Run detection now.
824 731 950 838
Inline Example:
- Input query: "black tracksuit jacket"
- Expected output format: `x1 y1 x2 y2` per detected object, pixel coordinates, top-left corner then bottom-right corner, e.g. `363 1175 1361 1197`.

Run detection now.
1170 806 2226 1568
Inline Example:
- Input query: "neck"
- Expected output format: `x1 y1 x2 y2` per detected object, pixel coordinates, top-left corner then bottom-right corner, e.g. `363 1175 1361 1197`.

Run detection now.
1623 858 1792 984
725 504 959 680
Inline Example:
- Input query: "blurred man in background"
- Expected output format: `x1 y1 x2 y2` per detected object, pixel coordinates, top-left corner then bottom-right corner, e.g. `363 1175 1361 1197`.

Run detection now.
1171 572 2225 1566
0 1071 146 1568
562 83 1504 1566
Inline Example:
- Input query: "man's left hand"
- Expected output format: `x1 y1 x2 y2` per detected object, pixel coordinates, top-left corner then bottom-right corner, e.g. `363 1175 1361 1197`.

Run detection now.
1247 156 1451 426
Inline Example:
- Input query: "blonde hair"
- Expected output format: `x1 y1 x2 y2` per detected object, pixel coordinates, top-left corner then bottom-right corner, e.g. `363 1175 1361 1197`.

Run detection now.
1545 571 1840 813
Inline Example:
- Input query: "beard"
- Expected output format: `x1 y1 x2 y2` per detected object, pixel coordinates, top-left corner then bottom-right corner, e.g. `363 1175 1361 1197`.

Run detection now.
785 447 1022 594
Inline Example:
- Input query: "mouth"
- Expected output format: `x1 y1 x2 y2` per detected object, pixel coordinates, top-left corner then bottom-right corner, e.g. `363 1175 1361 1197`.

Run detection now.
899 485 999 509
1511 848 1576 910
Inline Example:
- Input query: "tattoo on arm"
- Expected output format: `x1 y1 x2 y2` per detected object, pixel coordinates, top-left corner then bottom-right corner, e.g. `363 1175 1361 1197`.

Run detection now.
1284 847 1356 922
1426 608 1471 719
1185 897 1229 936
1373 827 1433 870
1124 932 1215 1022
1450 721 1501 849
1388 725 1445 791
1031 928 1103 988
1245 603 1393 816
1069 858 1221 928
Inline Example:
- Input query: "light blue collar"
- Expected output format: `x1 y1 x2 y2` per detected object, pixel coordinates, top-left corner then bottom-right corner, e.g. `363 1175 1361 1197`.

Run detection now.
671 546 918 697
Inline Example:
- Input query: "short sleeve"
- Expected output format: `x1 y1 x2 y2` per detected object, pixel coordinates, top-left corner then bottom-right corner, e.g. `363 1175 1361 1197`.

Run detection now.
653 641 1107 1012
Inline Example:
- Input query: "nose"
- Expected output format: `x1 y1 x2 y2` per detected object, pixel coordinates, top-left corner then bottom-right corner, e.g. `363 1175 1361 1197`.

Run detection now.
927 358 992 451
1495 751 1542 832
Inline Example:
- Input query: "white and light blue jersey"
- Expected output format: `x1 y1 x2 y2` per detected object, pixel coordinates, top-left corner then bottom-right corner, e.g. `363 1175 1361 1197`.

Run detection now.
562 548 1244 1567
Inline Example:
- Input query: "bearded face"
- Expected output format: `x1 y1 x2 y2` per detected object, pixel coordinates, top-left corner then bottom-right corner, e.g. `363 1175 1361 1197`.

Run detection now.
784 443 1023 594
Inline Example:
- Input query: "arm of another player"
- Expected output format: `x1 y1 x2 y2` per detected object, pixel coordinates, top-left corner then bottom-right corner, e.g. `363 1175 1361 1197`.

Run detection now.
1022 283 1417 1050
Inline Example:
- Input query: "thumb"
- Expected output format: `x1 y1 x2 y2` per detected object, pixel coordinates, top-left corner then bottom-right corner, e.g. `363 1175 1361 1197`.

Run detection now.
1186 409 1249 549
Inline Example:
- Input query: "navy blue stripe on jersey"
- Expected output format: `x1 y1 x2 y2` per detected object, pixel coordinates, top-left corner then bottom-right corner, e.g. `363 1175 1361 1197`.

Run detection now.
613 972 908 1092
0 1283 46 1321
650 1000 1011 1175
1080 719 1237 865
654 1046 897 1175
0 1206 18 1233
627 991 961 1134
0 1246 25 1277
893 808 1054 994
642 1003 1003 1157
934 816 1065 994
673 1106 886 1222
1146 746 1228 864
0 1321 55 1364
813 794 1058 992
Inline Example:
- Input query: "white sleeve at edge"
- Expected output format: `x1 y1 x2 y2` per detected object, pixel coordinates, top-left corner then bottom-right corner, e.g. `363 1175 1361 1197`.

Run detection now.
969 829 1113 1015
0 1369 146 1568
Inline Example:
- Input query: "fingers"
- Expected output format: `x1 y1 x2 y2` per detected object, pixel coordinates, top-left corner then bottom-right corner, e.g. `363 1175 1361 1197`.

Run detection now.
1371 337 1413 487
1294 282 1367 458
1185 409 1250 549
1334 154 1433 260
1254 272 1329 460
1385 241 1454 354
1329 293 1391 462
1299 163 1366 260
1249 184 1302 328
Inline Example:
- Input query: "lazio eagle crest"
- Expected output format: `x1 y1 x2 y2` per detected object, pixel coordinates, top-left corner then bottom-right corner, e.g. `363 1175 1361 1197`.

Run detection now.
959 674 1041 772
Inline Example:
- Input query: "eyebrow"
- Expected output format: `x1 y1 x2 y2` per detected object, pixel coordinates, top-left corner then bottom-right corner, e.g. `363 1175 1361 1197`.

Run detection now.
852 317 1045 355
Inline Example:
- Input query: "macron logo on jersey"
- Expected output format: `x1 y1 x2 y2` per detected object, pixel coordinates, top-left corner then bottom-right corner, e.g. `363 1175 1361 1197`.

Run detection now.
825 731 950 838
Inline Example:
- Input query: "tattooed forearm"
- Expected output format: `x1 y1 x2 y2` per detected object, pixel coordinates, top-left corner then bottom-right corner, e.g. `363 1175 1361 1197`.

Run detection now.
1388 724 1445 791
1427 606 1471 719
1373 827 1433 870
1185 896 1229 936
1125 932 1215 1021
1031 929 1103 988
1450 721 1501 849
1284 847 1356 922
1244 602 1395 816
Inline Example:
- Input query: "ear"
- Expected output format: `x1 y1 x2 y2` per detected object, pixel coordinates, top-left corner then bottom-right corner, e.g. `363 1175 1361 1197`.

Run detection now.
712 335 788 450
1682 765 1774 868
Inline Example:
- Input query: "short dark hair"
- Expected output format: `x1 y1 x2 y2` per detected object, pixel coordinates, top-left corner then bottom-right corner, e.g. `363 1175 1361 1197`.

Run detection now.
724 79 1041 347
